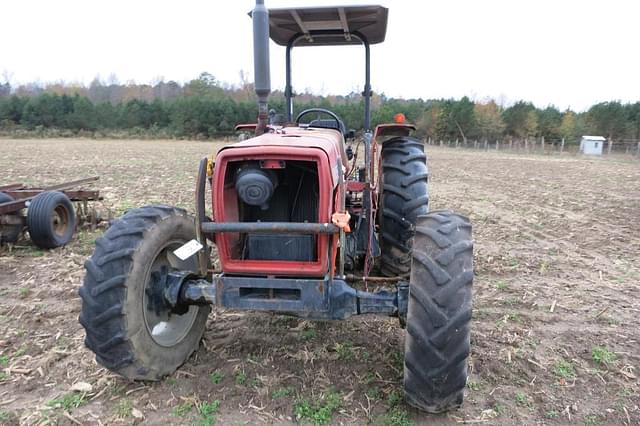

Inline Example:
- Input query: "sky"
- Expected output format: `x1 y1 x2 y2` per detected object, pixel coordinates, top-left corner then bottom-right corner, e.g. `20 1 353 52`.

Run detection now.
1 0 638 112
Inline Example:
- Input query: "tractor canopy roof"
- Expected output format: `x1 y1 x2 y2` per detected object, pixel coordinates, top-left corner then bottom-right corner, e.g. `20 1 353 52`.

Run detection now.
254 5 388 47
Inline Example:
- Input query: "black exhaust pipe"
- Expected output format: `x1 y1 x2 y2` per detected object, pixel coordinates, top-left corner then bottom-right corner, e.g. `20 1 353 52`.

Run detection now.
252 0 271 135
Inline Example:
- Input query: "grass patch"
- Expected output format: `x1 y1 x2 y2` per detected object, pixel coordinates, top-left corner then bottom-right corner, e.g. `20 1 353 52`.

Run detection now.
515 392 532 408
0 355 8 366
617 388 633 399
13 346 27 358
388 350 404 371
294 390 342 425
387 390 403 407
210 370 224 385
496 313 523 329
493 403 506 415
173 401 194 417
47 392 88 412
604 316 620 326
363 372 376 385
334 342 354 360
301 328 317 341
466 380 481 391
495 280 509 290
115 399 133 417
380 407 414 426
0 410 13 422
592 346 616 366
503 297 519 306
553 359 576 379
199 400 220 426
272 387 295 399
234 370 247 386
15 246 46 258
507 313 522 323
366 386 381 400
0 372 8 382
584 414 600 426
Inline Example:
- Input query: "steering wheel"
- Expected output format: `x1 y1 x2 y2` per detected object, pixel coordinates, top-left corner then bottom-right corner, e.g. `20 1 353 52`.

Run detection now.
295 108 345 135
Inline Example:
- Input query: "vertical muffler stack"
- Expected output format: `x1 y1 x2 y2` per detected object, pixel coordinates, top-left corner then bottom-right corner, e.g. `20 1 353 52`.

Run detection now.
253 0 271 134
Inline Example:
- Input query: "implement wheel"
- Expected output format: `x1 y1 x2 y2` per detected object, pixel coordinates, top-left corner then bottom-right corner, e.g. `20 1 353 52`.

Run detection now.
379 137 429 277
403 210 473 413
79 205 210 380
26 191 77 249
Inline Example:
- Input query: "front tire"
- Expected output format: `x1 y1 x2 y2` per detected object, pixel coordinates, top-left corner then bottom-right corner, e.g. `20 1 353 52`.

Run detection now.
379 137 429 277
403 210 473 413
79 205 210 380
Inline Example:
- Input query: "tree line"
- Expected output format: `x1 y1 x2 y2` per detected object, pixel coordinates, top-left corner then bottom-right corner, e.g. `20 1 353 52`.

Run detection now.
1 73 639 142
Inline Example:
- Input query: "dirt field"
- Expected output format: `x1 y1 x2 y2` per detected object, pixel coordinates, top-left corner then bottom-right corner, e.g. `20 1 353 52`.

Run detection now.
0 138 638 425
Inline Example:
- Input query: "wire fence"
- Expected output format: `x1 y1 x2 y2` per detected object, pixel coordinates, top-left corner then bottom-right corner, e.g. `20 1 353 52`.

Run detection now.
424 137 640 157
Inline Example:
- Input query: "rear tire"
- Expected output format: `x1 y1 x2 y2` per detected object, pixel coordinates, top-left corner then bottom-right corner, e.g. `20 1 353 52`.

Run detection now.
0 192 23 244
79 205 210 380
379 137 429 276
26 191 77 249
403 210 473 413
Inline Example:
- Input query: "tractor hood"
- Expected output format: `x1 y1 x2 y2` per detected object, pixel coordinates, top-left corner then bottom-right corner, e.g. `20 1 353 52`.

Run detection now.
219 127 348 187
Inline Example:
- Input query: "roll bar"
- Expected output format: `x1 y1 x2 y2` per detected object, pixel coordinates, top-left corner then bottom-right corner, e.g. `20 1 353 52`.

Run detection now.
285 30 372 132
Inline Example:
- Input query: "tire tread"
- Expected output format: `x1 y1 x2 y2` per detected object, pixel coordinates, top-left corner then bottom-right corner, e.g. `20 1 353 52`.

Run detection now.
26 191 77 249
404 211 473 413
79 205 206 380
379 137 429 276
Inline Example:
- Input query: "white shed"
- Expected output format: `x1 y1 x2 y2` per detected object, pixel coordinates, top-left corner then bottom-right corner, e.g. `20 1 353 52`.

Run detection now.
580 136 605 155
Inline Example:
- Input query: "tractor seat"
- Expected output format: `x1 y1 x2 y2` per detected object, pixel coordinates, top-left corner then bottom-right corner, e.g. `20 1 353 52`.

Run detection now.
309 119 346 138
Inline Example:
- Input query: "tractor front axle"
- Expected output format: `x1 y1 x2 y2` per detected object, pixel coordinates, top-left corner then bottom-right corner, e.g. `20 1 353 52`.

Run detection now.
162 271 408 321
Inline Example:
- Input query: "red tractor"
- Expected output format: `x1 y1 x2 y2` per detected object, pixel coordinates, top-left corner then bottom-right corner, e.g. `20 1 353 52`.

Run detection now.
79 1 473 414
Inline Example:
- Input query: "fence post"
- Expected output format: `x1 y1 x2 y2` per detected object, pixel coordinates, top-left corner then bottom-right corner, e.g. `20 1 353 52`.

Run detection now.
474 140 477 149
484 140 488 150
496 140 499 150
455 139 459 148
509 140 513 151
524 138 528 152
541 136 545 154
608 139 613 155
440 140 443 147
561 138 565 154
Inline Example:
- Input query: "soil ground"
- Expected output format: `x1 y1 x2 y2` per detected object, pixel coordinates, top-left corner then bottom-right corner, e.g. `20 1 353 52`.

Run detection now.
0 138 638 425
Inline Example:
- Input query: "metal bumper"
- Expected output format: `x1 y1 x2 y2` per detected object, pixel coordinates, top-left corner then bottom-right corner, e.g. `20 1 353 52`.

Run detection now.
201 222 339 234
167 273 407 321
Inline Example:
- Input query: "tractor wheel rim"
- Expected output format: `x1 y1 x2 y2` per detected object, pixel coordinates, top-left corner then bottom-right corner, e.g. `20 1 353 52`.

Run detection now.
142 240 199 347
52 205 70 237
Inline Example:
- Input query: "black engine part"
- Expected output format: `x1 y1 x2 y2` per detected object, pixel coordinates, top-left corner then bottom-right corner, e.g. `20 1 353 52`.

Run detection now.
235 165 278 210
